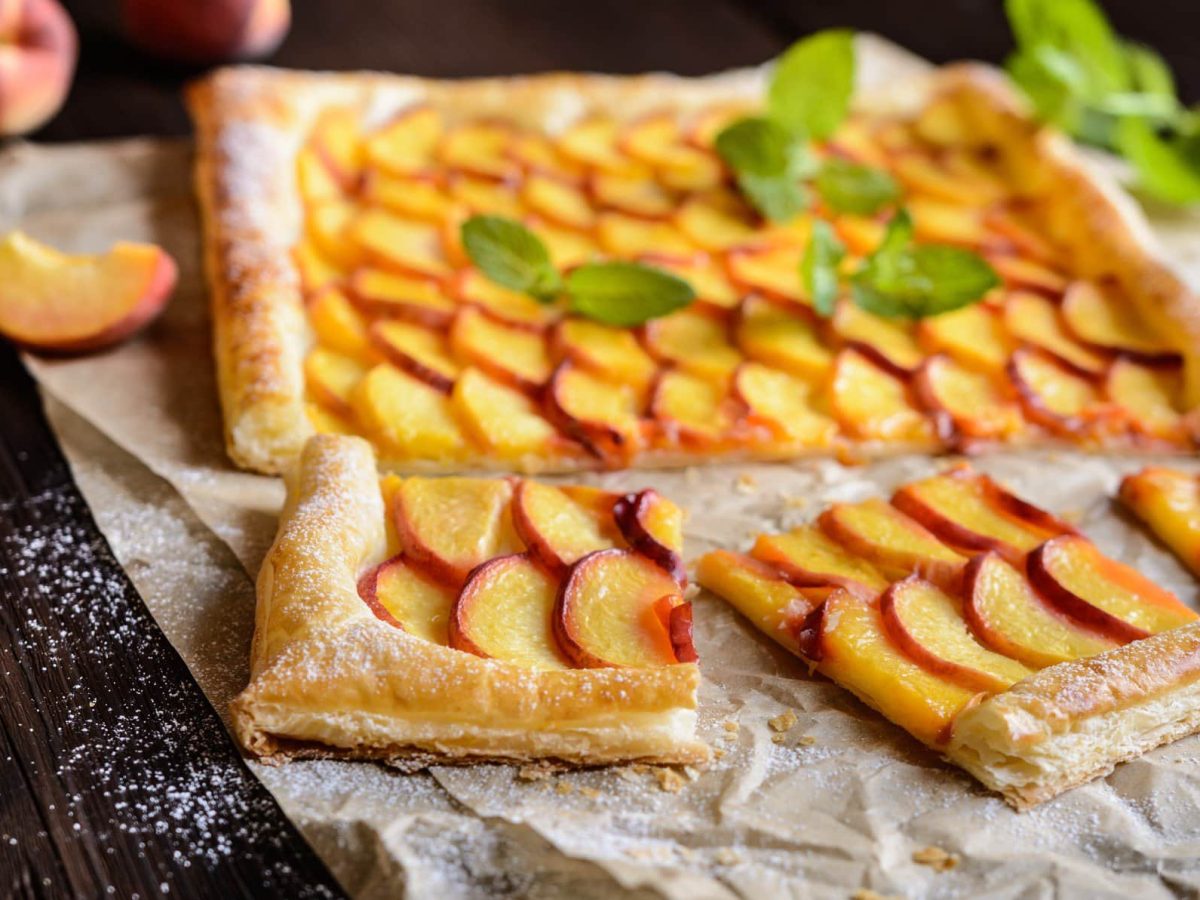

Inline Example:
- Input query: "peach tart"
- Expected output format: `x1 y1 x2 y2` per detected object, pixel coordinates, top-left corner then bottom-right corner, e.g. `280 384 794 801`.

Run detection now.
1120 466 1200 578
231 434 707 766
696 464 1200 808
187 60 1200 476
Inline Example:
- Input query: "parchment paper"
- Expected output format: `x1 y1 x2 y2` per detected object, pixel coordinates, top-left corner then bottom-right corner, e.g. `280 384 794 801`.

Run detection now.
7 39 1200 899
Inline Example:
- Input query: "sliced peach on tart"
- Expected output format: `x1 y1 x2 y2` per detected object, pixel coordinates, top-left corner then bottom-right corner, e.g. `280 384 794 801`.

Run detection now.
916 303 1009 374
559 116 650 178
455 269 559 330
364 106 443 177
351 209 453 280
831 300 924 376
447 174 524 218
1027 534 1198 643
363 171 456 222
733 362 837 447
907 197 987 248
726 243 807 305
349 267 455 327
983 210 1063 267
1008 347 1114 437
650 368 738 448
591 172 677 219
396 476 520 587
545 362 644 465
750 525 889 599
831 215 885 257
1003 291 1108 376
595 212 696 258
805 589 976 747
1061 279 1178 362
450 367 561 461
529 219 601 269
297 147 345 204
987 254 1069 297
694 550 818 654
1105 358 1187 444
620 112 723 192
450 554 569 669
1119 467 1200 577
891 466 1075 565
352 363 469 460
554 549 692 668
734 296 832 381
512 479 615 575
308 108 364 190
962 552 1117 668
892 153 1004 208
308 287 369 358
308 201 367 270
553 317 657 390
358 554 456 644
508 132 586 183
521 173 596 231
829 349 936 444
293 240 346 295
818 498 967 592
305 348 367 418
612 489 685 582
370 319 460 393
914 354 1025 446
642 309 741 383
437 121 519 182
450 306 553 392
880 577 1033 694
642 253 741 310
674 190 759 251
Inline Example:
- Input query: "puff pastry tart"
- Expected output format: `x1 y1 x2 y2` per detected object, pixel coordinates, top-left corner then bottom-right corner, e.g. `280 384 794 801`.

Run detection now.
695 464 1200 808
232 434 708 766
187 59 1200 475
1120 466 1200 578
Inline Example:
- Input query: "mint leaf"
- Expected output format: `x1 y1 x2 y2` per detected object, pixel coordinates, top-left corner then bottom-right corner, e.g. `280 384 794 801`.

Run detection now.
801 220 846 317
768 30 856 140
565 262 695 326
814 158 900 215
1117 118 1200 205
461 215 562 302
715 117 813 221
1006 45 1088 133
1005 0 1127 98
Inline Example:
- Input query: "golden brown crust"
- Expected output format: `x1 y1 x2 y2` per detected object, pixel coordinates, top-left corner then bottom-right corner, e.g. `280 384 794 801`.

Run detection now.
231 434 709 766
948 621 1200 809
187 61 1200 474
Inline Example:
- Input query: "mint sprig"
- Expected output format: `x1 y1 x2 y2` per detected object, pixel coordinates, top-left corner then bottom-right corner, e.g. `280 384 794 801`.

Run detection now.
800 220 846 317
460 216 695 326
813 158 901 216
767 29 856 140
714 117 813 222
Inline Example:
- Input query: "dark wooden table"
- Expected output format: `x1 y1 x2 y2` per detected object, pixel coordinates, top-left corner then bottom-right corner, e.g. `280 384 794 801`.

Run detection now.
4 2 1197 897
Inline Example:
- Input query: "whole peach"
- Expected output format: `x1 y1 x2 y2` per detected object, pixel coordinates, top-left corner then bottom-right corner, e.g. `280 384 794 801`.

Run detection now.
0 0 78 137
122 0 291 64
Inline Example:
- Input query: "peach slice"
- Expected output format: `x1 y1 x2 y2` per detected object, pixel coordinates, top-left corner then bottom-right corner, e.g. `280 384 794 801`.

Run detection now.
734 296 832 381
912 96 970 146
892 153 1004 208
591 172 676 219
306 402 352 436
512 480 614 575
308 201 367 270
545 362 643 465
595 212 696 258
726 243 807 305
694 550 817 654
612 489 685 581
455 269 559 331
650 368 737 447
914 354 1025 445
553 317 658 389
450 554 569 669
733 362 837 447
351 210 452 280
363 171 456 223
307 108 363 189
831 300 924 376
642 253 741 310
983 210 1062 266
450 367 560 460
962 552 1117 668
297 147 344 204
554 549 688 668
370 320 460 393
829 349 936 443
447 174 523 218
988 254 1069 296
1062 280 1177 361
352 363 469 459
825 118 888 167
358 554 455 644
642 309 741 383
349 267 455 327
620 113 724 192
437 122 519 182
1105 358 1186 443
508 132 586 183
907 198 987 248
751 524 889 598
832 215 885 257
891 466 1075 565
1120 467 1200 577
293 240 346 295
1003 291 1108 375
0 232 177 352
528 219 601 269
808 590 976 747
686 102 755 150
396 476 519 587
559 117 650 178
450 307 552 392
1027 535 1198 642
1008 348 1111 437
674 191 759 251
304 348 366 418
0 0 77 137
308 287 370 358
818 498 966 592
364 106 443 177
915 303 1009 374
522 174 596 231
880 577 1033 693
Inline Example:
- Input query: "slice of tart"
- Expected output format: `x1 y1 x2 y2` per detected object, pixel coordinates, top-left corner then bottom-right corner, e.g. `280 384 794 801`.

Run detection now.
232 434 708 766
696 464 1200 808
1120 466 1200 577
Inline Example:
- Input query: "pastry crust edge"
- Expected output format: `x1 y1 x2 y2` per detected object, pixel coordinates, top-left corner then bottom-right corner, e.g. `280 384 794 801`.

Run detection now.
230 433 710 767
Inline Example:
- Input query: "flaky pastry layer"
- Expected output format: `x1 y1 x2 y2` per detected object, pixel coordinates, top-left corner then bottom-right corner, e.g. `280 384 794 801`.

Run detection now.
231 434 709 766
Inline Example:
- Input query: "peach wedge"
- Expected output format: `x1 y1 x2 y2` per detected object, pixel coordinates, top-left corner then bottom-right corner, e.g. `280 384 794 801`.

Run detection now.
1119 467 1200 577
511 479 615 575
0 231 176 352
358 554 455 645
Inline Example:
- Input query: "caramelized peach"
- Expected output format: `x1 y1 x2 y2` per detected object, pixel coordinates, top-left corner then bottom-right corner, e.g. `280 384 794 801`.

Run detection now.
359 554 455 644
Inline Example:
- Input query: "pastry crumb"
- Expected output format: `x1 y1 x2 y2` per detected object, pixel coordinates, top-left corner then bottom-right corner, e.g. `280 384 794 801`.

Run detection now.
723 720 739 732
713 747 726 759
516 764 554 782
768 709 798 733
912 845 959 871
617 767 642 782
797 735 817 747
554 780 574 795
578 786 601 799
654 767 687 793
714 847 741 866
770 733 786 744
735 473 758 494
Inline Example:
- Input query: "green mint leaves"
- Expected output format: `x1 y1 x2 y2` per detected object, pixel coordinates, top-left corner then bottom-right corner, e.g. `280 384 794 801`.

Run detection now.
715 30 899 222
800 220 846 317
460 215 694 326
1004 0 1200 205
850 210 1001 319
